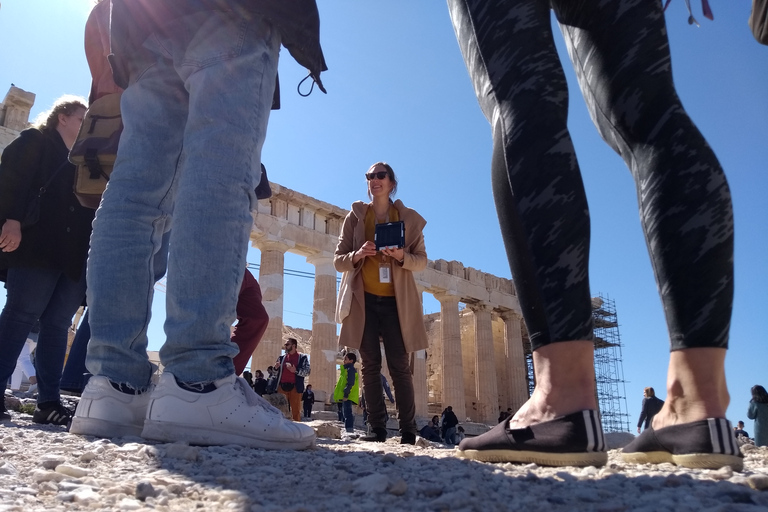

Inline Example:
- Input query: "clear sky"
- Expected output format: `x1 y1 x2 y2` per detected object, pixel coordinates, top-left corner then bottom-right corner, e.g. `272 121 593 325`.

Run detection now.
1 1 766 433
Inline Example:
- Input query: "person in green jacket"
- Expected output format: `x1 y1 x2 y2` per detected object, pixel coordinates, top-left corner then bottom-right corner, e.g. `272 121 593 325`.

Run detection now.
334 353 360 434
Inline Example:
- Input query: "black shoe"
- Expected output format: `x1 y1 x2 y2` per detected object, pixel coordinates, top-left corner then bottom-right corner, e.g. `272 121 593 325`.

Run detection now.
622 418 743 471
400 432 416 445
361 427 387 442
32 401 73 427
455 410 607 467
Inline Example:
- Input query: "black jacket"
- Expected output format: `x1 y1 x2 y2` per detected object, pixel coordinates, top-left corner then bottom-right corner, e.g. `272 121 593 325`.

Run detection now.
638 396 665 429
0 128 94 282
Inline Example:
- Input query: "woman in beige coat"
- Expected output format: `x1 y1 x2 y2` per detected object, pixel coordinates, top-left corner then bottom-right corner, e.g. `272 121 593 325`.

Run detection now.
334 162 428 444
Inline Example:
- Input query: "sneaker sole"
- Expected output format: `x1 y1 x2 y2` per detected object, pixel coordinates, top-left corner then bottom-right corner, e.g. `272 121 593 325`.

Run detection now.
141 420 316 450
70 416 144 438
621 450 743 471
456 448 608 467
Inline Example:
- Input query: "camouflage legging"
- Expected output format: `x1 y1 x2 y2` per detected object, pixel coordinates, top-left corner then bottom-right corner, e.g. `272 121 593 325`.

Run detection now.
448 0 733 351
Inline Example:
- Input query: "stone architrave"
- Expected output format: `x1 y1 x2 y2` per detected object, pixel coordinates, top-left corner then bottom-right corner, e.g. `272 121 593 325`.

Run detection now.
306 254 337 402
469 303 498 424
252 240 291 374
435 292 466 420
501 311 528 412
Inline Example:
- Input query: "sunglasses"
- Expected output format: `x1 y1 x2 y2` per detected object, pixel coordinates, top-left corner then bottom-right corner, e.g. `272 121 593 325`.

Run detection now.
366 171 389 181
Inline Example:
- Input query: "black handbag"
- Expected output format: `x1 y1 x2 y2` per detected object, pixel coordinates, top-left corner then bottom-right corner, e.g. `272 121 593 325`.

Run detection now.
20 161 70 229
750 0 768 45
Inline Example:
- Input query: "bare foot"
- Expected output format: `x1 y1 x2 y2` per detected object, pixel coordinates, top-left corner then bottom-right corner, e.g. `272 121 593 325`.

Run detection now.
651 348 729 430
508 340 599 429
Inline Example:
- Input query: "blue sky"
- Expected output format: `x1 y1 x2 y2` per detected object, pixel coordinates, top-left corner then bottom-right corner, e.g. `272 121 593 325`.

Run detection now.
1 1 766 433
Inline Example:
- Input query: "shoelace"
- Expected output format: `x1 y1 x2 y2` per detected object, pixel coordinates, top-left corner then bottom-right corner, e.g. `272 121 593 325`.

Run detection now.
663 0 713 27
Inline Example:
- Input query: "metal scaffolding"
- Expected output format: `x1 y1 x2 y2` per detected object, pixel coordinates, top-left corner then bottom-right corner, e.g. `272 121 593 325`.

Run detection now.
592 294 631 433
520 294 631 432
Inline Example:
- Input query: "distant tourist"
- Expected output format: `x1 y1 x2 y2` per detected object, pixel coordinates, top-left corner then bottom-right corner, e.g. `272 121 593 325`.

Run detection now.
637 387 665 433
441 406 460 445
748 385 768 447
274 338 311 422
252 370 268 396
420 416 442 443
302 384 316 420
333 353 360 435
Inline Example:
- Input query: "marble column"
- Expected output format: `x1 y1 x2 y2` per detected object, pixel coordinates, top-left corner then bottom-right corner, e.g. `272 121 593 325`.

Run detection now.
251 241 290 374
470 303 498 424
502 311 528 413
492 312 510 414
413 349 428 419
306 254 338 404
435 292 466 420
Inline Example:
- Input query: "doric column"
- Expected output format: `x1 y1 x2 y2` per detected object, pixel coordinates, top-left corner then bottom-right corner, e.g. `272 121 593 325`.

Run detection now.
412 284 428 418
435 292 466 420
469 303 498 424
413 349 428 419
502 311 528 413
306 254 337 404
251 240 291 374
492 312 510 416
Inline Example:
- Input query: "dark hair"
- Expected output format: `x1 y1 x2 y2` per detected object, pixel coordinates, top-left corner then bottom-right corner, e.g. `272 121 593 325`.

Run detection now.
644 387 655 398
446 406 452 412
306 384 312 388
752 385 768 403
432 415 439 423
366 161 398 200
255 370 263 379
458 426 465 432
286 337 298 348
35 95 87 132
345 352 357 364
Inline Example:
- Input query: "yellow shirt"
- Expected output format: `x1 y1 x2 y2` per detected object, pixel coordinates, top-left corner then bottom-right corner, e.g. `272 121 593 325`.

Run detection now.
361 205 399 297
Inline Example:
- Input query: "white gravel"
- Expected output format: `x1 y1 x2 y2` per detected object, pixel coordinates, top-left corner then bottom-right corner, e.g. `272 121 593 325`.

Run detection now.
2 392 768 512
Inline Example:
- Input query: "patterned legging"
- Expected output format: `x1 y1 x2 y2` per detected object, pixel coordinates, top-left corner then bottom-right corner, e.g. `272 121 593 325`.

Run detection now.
448 0 733 351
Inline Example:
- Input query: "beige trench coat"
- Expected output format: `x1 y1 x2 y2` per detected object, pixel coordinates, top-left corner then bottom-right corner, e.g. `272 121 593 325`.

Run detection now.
334 200 429 353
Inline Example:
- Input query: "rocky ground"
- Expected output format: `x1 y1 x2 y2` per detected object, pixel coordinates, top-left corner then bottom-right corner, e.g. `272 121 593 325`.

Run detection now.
2 391 768 512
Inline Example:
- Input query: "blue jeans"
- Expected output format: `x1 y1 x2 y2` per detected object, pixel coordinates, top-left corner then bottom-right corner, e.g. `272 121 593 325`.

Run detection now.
342 400 355 432
443 426 457 445
86 11 280 389
0 266 87 403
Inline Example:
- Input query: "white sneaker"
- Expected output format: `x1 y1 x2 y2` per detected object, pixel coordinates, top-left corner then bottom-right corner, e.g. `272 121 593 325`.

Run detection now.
70 375 152 438
141 372 316 450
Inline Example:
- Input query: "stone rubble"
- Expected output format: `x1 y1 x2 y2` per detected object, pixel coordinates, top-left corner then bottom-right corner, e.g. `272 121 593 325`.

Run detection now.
2 392 768 511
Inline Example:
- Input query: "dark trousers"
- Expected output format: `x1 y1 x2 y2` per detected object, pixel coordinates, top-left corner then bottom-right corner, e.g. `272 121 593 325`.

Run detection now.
359 293 416 435
449 0 733 351
342 400 355 432
303 402 313 418
0 266 87 404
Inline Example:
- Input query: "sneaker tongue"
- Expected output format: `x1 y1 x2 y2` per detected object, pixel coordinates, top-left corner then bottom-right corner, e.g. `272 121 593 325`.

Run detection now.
213 373 237 389
232 377 282 414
